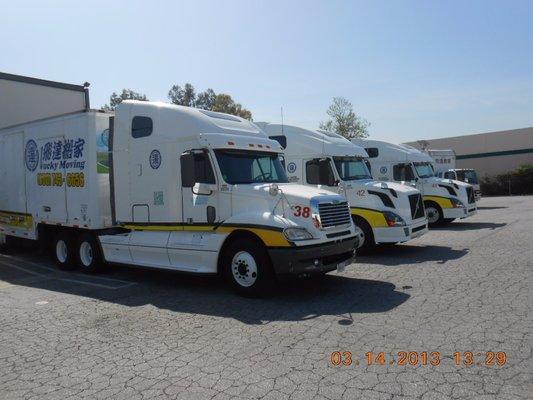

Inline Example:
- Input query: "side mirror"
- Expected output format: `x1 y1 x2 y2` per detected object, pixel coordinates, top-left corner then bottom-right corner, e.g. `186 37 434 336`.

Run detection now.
180 153 196 188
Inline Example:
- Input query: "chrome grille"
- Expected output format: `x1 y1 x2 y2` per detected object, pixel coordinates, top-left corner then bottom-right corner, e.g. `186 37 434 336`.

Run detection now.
318 201 351 229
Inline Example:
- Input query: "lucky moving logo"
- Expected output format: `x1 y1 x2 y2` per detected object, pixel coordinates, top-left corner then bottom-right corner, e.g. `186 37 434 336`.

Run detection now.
26 138 87 171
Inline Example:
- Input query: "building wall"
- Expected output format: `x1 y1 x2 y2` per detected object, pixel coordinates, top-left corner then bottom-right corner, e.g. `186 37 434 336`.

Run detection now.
405 127 533 177
0 72 87 130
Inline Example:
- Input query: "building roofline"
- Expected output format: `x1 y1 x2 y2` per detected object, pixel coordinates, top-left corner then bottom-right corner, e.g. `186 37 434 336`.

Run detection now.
0 71 86 93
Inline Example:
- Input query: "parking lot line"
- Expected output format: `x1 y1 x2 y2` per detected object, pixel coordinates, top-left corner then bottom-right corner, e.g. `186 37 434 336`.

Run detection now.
0 257 136 290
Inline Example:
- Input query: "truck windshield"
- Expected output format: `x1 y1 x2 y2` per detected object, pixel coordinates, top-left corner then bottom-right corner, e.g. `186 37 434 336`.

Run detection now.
456 170 479 184
333 157 373 181
214 150 289 184
413 162 435 178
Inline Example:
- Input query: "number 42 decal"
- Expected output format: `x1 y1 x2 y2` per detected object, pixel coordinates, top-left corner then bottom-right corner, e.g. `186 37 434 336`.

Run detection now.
293 206 311 218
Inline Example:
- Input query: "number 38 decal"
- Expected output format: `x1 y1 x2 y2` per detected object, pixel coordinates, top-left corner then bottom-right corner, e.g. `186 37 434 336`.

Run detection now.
293 205 311 218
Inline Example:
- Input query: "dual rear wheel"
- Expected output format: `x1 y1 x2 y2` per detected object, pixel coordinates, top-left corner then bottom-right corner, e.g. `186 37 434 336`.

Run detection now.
52 231 102 273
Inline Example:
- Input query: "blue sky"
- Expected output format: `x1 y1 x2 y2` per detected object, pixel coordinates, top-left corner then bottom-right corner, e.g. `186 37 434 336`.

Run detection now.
1 0 532 142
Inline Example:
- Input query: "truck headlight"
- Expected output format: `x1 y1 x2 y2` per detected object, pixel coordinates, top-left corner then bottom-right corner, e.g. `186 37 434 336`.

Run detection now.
450 198 465 208
383 211 406 227
283 227 314 241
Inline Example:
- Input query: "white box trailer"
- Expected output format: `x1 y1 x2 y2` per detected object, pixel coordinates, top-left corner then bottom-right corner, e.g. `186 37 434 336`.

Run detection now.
0 111 111 238
425 149 481 201
0 99 358 295
425 149 456 175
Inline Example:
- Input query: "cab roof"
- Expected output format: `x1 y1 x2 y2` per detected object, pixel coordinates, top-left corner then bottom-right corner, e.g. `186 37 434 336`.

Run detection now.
255 122 368 158
352 138 433 163
118 101 282 152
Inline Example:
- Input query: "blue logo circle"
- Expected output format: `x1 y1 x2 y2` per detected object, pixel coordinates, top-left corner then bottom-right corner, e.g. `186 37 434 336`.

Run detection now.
149 149 162 169
25 140 39 171
287 162 297 173
380 166 388 174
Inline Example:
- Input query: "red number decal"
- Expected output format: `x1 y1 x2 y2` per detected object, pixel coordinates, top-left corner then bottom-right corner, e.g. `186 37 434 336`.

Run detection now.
293 206 310 218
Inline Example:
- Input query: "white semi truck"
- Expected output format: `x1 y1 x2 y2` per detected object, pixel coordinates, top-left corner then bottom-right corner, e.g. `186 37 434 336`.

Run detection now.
353 140 477 226
256 123 428 250
0 100 359 295
425 149 481 201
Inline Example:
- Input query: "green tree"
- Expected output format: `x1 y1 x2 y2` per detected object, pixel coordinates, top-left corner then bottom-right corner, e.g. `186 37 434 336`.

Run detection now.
168 83 196 107
319 97 369 139
212 93 252 120
102 89 148 111
196 88 217 110
168 83 252 120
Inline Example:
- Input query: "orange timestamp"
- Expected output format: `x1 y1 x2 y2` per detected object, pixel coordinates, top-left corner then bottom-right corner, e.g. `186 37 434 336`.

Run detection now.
330 351 507 367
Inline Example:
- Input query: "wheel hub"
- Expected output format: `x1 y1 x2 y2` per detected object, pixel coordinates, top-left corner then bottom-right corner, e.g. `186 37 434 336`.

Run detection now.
231 251 258 287
56 240 68 263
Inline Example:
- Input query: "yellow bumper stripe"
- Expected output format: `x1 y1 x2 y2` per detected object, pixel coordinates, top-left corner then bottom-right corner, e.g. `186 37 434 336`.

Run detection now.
350 207 388 228
423 195 453 209
121 224 291 247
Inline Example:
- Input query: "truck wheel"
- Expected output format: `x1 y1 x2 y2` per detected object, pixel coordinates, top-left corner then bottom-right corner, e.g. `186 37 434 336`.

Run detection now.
76 233 103 274
354 217 375 253
223 239 274 297
425 201 444 226
53 232 76 270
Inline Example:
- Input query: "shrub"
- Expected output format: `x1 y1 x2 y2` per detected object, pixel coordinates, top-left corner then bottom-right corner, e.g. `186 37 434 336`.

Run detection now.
480 164 533 196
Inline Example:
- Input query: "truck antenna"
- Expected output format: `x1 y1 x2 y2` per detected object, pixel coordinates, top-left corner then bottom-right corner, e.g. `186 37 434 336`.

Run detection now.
280 106 284 135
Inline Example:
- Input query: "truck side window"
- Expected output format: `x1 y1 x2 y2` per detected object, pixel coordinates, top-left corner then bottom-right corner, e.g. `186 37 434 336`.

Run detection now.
393 164 415 181
306 159 335 185
444 171 455 179
194 152 216 184
131 116 153 138
306 159 320 184
365 148 379 158
269 135 287 149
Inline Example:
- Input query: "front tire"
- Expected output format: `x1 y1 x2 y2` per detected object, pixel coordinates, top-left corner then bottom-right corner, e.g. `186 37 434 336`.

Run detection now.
354 217 375 253
424 201 444 227
223 239 274 297
76 233 103 274
53 232 76 270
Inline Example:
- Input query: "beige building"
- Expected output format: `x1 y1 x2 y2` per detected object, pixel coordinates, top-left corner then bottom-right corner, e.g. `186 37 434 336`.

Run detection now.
405 127 533 177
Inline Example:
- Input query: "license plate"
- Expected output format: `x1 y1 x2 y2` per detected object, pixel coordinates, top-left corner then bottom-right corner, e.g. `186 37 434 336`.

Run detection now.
337 261 347 272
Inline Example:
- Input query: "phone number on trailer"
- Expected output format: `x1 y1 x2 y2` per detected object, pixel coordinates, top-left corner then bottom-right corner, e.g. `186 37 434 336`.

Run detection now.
37 172 85 188
330 351 508 367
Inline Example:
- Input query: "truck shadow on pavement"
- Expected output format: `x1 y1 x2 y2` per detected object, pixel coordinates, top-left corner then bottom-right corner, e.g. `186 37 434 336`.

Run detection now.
0 251 410 325
359 244 468 266
431 222 506 231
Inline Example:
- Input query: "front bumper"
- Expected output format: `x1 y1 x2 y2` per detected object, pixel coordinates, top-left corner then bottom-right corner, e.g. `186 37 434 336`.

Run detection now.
443 206 477 219
268 236 357 277
373 218 428 244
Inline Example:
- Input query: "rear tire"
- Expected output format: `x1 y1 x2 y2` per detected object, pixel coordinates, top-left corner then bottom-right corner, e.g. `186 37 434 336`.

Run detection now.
223 238 274 297
53 231 76 270
76 233 103 274
424 201 444 227
354 217 375 253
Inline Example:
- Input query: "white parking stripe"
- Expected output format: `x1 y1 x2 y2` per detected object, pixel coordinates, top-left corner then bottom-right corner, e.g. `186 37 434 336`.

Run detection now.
0 257 136 290
59 278 136 289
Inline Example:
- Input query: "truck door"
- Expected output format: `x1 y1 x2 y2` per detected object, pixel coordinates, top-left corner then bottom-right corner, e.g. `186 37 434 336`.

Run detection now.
26 136 68 224
180 150 220 224
1 132 27 213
